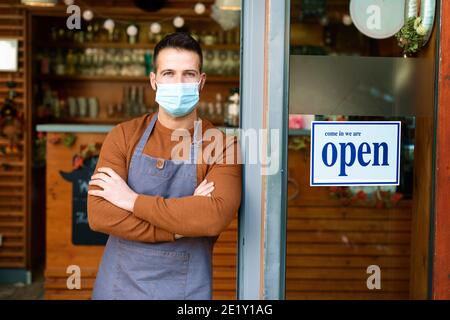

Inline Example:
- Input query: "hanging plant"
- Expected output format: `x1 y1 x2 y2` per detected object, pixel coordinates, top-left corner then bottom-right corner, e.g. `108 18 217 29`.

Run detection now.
396 0 437 56
395 16 427 56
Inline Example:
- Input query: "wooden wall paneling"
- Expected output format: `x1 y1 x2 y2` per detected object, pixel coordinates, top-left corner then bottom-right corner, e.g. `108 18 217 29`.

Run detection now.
0 4 29 271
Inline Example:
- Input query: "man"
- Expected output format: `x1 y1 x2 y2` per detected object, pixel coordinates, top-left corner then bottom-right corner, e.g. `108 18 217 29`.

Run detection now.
87 32 242 300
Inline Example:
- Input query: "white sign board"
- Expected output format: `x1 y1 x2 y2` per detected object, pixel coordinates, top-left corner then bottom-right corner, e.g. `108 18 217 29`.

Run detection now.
310 121 401 186
349 0 405 39
0 39 18 72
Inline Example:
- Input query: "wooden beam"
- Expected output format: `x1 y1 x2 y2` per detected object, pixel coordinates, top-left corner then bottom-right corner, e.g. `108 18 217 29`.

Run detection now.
433 0 450 300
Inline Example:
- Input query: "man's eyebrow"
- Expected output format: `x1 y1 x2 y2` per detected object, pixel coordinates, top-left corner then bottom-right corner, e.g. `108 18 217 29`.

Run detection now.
160 69 199 73
183 69 199 73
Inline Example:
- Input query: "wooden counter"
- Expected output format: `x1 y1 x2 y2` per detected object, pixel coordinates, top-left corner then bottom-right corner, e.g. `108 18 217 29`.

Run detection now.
37 124 238 300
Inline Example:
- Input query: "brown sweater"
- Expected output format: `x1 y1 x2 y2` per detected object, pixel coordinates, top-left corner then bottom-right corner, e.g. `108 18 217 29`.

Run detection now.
87 112 242 243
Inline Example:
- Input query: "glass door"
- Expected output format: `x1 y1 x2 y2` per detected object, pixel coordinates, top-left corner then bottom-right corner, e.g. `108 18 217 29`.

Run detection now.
285 0 438 299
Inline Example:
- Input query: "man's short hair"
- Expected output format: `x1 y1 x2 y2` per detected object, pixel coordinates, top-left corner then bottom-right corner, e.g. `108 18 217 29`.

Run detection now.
153 32 203 73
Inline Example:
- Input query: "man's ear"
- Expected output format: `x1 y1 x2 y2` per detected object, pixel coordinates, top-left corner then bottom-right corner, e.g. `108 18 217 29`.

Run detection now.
199 73 206 91
149 71 157 91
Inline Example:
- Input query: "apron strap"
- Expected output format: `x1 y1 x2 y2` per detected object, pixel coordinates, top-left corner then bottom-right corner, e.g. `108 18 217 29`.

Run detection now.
134 113 158 156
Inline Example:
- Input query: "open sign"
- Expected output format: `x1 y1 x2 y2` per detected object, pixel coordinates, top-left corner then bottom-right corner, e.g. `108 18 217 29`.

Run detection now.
310 122 401 186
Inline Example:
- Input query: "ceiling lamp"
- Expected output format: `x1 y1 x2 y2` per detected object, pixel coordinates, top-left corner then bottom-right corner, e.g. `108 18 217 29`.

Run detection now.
21 0 58 6
211 0 240 30
216 0 241 11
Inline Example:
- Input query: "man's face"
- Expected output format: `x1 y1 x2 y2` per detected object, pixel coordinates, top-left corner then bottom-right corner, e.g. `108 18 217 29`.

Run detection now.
150 48 206 90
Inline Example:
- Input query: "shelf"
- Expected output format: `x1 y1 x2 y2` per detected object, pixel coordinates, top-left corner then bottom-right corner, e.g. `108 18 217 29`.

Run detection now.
34 42 240 51
37 123 239 134
24 4 217 20
36 124 115 133
36 75 240 83
37 117 131 125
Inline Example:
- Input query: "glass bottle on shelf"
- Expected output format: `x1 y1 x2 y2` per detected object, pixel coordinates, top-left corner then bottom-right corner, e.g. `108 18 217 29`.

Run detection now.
93 22 101 42
198 101 207 118
211 51 222 75
217 51 228 75
107 103 116 118
52 91 61 118
40 49 50 75
226 89 240 127
51 27 58 42
95 49 105 76
138 86 147 115
113 26 122 42
204 50 214 74
224 51 234 75
123 86 131 117
54 49 66 75
74 30 85 44
66 49 76 75
132 86 138 116
207 102 215 123
144 50 153 75
78 51 87 75
218 30 225 45
86 24 94 42
232 51 240 75
226 30 234 44
42 88 54 119
57 28 66 41
215 93 223 123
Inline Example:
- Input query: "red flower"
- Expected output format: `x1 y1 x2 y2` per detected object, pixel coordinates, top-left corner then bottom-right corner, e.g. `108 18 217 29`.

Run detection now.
356 190 368 201
375 200 384 209
390 193 403 204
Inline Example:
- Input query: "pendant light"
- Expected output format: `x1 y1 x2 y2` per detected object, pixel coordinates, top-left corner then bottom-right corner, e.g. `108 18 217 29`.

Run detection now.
216 0 241 11
21 0 58 6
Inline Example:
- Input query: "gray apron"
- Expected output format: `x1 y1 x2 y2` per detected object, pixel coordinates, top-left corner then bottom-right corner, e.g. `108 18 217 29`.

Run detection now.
92 114 215 300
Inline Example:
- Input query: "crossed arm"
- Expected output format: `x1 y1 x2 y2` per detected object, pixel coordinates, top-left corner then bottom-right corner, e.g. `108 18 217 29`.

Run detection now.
87 124 242 243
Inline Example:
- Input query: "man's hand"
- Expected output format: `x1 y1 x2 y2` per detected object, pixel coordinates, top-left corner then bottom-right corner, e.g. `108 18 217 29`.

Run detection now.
194 179 215 197
175 179 215 239
88 168 215 240
88 167 138 212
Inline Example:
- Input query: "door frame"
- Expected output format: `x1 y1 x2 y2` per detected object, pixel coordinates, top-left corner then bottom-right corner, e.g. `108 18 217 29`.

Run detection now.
433 0 450 300
238 0 290 300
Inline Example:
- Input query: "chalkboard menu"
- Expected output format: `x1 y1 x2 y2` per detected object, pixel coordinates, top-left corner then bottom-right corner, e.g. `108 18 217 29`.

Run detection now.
60 156 108 245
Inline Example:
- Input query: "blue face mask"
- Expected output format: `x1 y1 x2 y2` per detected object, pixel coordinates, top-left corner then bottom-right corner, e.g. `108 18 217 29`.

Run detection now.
155 80 201 117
